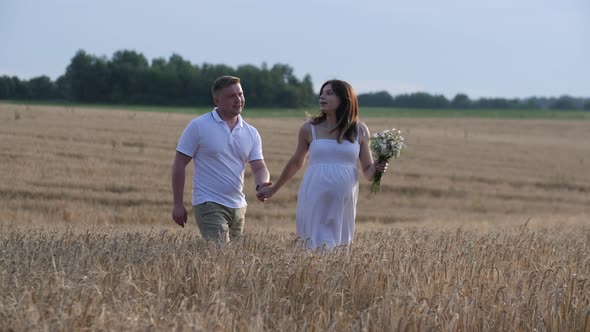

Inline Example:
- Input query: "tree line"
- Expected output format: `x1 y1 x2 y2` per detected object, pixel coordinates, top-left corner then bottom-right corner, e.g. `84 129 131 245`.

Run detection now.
357 91 590 111
1 49 588 110
0 49 315 108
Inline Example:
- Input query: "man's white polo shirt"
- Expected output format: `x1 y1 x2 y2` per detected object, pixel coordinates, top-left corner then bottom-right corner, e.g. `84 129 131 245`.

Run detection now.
176 108 264 208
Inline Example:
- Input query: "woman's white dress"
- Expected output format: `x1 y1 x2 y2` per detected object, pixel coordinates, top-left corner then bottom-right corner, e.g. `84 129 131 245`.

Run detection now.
296 124 359 249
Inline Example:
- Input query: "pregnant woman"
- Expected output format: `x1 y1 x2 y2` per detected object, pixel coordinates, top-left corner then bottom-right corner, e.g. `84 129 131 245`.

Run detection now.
257 79 387 249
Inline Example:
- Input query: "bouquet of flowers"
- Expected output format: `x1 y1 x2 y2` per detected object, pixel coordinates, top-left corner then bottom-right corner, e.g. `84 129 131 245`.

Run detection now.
370 128 406 193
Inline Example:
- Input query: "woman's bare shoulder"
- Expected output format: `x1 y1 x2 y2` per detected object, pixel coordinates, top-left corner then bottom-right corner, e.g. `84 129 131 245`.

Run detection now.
357 122 370 138
298 121 313 143
299 121 312 132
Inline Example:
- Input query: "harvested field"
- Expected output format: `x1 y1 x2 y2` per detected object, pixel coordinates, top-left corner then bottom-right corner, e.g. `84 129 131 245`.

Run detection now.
0 103 588 330
1 104 588 227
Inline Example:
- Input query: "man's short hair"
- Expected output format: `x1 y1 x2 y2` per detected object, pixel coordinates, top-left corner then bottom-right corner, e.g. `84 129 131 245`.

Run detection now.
211 76 241 96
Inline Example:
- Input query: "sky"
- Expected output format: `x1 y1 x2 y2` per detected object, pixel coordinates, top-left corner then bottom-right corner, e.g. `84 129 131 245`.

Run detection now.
1 0 588 99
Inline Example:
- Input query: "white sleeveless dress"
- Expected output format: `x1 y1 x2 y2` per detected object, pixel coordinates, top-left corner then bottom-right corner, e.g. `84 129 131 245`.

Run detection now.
296 124 360 249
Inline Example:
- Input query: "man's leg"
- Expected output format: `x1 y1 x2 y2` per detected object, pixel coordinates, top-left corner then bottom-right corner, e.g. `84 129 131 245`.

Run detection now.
193 202 231 243
228 207 247 240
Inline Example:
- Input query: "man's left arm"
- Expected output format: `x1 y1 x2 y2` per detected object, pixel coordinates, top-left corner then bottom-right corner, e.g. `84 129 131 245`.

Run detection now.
249 160 271 200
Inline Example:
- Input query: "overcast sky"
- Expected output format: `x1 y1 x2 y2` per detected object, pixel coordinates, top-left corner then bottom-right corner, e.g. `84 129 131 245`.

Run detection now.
1 0 588 98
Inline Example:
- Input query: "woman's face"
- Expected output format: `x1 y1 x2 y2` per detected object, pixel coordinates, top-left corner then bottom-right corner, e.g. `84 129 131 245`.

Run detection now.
319 84 341 115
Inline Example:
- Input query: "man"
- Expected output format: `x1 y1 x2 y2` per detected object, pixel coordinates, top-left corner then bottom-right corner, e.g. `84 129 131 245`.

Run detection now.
172 75 271 242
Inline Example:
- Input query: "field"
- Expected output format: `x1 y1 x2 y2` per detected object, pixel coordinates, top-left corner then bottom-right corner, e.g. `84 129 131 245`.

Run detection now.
1 103 589 330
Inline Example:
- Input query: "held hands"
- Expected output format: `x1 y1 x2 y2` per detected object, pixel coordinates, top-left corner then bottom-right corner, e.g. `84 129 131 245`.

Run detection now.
256 182 273 202
256 183 276 202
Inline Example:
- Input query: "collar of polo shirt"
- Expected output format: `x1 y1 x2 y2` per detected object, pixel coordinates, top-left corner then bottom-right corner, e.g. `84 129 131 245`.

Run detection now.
212 107 244 128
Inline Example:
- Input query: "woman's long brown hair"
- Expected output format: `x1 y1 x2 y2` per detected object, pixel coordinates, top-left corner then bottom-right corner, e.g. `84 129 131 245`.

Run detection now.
309 79 359 143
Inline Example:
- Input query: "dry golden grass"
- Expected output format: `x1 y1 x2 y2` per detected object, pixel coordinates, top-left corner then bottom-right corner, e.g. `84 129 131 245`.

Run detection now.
1 103 589 330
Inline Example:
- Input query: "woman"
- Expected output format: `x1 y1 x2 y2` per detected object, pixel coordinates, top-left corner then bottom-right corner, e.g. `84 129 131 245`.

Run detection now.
257 79 388 249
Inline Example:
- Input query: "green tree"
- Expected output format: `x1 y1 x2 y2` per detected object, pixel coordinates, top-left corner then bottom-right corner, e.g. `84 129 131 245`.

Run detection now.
27 76 57 100
3 49 316 107
0 76 15 99
168 54 198 104
299 74 315 107
268 64 300 107
358 91 394 107
63 50 110 102
237 64 264 106
393 92 450 108
551 95 577 110
475 98 511 109
9 76 30 99
451 93 471 108
144 58 180 104
109 50 149 103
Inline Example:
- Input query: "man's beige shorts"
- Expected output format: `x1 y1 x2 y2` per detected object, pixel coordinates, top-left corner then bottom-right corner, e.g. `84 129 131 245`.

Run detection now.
193 202 246 242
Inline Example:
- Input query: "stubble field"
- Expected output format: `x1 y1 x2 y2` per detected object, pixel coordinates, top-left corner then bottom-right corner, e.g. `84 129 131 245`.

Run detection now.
1 103 589 330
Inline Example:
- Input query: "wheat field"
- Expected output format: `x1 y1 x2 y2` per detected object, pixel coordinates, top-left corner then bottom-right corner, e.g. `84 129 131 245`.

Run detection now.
1 103 589 331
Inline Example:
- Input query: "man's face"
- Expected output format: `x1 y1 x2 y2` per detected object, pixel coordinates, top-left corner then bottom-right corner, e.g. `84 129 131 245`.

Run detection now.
214 83 245 118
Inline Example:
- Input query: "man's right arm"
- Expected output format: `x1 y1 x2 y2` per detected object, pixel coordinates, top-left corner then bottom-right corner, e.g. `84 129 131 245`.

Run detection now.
172 151 192 227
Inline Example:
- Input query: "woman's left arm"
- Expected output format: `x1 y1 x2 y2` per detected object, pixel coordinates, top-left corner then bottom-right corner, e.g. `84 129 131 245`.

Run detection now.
358 122 388 181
